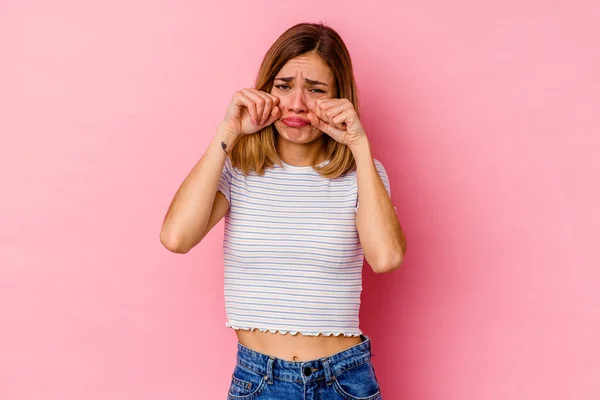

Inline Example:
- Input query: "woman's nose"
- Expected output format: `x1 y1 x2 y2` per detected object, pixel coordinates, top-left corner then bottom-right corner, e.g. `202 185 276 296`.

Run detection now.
289 89 308 113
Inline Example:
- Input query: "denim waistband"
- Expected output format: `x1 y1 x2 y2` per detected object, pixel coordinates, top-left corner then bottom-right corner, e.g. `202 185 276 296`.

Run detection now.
235 334 373 384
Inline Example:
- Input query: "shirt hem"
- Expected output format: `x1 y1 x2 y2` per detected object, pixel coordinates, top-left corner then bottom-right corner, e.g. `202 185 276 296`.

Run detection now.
225 321 362 337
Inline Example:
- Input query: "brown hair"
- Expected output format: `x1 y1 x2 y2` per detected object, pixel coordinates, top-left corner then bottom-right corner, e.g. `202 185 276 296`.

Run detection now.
229 22 360 179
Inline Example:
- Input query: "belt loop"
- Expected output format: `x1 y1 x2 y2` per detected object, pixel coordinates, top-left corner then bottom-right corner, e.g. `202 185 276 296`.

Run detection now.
266 356 275 384
321 357 334 386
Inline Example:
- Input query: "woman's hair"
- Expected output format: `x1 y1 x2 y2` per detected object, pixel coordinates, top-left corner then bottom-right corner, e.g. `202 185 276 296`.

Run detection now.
229 22 360 179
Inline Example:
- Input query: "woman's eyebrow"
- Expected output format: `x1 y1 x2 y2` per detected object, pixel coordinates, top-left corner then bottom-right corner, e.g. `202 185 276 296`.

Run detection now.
274 77 328 86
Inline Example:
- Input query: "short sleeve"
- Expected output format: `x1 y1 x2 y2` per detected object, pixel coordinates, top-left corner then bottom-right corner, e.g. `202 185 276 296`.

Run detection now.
355 158 394 211
374 159 391 198
217 157 232 203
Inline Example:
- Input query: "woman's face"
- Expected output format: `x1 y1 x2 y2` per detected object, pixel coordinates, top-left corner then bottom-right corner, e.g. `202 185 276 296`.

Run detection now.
271 53 335 144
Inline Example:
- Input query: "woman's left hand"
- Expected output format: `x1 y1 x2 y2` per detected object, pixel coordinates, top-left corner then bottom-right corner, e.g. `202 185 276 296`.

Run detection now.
307 98 367 149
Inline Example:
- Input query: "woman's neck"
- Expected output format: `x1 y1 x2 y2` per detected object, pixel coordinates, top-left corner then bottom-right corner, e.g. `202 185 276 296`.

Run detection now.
276 135 328 167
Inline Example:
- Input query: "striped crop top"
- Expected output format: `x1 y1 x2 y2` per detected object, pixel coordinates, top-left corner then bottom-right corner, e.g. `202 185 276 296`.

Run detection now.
217 157 391 337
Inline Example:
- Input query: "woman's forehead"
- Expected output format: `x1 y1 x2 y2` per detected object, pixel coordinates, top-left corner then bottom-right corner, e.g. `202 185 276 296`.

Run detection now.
276 54 333 82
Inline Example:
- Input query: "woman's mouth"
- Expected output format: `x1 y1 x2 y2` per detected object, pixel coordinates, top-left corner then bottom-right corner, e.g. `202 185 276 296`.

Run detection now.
281 117 309 127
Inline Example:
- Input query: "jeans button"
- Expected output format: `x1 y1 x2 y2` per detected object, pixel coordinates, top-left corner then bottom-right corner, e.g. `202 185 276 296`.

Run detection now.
303 366 312 376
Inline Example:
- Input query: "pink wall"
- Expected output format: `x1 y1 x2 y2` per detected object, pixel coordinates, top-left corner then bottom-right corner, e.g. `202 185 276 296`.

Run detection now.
1 1 598 399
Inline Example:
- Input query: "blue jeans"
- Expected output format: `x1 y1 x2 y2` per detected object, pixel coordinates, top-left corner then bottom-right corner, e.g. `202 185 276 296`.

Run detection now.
227 334 382 400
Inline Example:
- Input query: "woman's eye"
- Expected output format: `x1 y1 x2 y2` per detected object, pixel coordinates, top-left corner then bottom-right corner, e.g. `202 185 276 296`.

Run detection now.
274 85 324 94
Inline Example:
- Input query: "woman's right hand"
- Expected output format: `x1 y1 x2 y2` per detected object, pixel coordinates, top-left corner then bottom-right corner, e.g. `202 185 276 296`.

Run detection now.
220 89 281 136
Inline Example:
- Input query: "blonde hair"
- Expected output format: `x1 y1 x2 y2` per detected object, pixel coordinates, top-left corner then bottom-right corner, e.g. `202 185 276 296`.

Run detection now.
229 22 360 179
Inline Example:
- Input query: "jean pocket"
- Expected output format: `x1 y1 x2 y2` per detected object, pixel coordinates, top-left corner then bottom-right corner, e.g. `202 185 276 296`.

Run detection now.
227 364 267 399
333 360 381 400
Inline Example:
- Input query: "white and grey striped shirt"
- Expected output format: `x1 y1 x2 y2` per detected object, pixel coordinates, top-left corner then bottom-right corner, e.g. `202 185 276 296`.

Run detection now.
217 157 391 337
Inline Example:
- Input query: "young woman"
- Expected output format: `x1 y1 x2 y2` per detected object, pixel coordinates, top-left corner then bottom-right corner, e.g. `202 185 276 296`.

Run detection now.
160 22 406 400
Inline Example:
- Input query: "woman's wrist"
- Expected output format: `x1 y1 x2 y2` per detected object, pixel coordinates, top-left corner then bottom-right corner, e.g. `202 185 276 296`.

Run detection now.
349 134 371 160
214 122 240 154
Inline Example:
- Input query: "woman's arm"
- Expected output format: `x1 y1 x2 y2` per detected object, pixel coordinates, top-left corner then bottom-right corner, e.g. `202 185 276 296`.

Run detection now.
306 97 406 272
352 138 406 273
160 125 237 254
161 89 280 254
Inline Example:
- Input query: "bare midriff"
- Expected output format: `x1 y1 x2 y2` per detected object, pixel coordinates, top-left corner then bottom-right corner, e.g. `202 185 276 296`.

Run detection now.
235 328 363 362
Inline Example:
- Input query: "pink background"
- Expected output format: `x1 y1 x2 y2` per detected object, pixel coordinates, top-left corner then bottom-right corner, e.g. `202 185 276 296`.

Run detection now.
1 1 598 399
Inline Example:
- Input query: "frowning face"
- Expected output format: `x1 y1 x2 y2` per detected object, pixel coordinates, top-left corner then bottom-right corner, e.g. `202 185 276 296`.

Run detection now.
271 52 336 144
